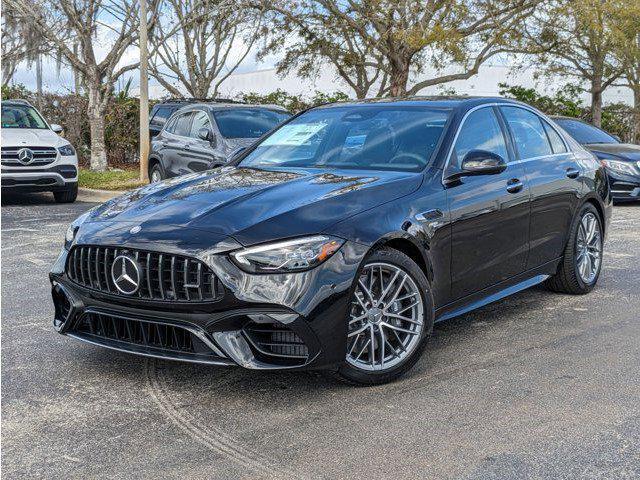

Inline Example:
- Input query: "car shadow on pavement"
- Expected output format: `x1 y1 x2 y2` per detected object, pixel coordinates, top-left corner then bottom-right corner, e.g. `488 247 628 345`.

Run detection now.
2 192 59 206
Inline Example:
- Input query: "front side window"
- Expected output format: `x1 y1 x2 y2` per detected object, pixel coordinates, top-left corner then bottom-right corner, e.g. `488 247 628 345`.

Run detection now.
213 108 291 139
189 110 212 138
1 104 48 129
554 118 618 145
501 107 553 159
239 106 451 172
450 107 509 168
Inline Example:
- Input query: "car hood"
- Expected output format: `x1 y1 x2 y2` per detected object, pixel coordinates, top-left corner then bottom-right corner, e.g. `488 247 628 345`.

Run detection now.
585 143 640 162
85 166 422 245
1 128 62 147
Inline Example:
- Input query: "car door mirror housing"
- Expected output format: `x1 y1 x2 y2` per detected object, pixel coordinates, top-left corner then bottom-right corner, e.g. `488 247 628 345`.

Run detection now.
50 124 64 134
444 150 508 184
198 127 215 145
461 150 507 175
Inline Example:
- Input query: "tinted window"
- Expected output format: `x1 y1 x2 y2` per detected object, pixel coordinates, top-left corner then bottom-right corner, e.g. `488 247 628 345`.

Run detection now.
542 121 567 153
189 110 212 138
1 104 48 129
501 107 553 159
554 118 618 144
451 107 508 167
213 109 291 139
170 112 193 137
150 106 173 127
240 106 451 172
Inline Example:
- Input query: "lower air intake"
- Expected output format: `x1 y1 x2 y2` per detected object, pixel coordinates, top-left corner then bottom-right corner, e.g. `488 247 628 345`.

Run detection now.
243 321 309 366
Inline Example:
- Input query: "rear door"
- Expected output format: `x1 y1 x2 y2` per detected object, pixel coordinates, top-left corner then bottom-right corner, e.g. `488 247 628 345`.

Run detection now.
164 111 195 177
499 106 582 268
446 106 531 299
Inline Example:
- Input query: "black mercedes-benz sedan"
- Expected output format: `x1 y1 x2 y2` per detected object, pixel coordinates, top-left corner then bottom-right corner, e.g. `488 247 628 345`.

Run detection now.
51 97 612 385
553 116 640 202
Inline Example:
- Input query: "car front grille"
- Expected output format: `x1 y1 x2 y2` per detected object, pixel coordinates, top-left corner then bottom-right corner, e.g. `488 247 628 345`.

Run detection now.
243 321 309 364
1 146 57 166
72 311 223 358
66 245 223 302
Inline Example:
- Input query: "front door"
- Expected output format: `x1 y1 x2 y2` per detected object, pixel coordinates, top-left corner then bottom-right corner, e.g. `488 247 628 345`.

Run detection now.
445 106 531 300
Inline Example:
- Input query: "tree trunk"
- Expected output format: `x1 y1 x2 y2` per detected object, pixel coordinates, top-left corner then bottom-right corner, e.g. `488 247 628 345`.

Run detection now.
389 60 410 97
87 84 108 171
633 86 640 145
590 77 603 128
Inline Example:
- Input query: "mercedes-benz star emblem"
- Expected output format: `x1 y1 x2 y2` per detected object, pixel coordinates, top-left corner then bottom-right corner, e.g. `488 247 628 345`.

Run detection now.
17 148 34 165
111 255 141 295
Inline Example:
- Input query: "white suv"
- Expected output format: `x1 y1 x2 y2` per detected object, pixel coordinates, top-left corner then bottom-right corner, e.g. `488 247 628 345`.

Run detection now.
1 99 78 203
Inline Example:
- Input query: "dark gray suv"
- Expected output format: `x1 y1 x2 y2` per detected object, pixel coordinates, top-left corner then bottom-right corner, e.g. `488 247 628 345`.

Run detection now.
148 102 291 182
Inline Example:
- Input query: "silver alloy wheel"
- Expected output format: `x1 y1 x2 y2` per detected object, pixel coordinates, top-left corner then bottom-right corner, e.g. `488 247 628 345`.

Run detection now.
576 212 602 284
346 262 424 371
150 169 162 183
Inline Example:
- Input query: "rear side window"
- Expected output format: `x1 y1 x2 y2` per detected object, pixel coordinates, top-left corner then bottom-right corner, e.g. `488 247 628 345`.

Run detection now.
500 107 553 159
150 106 173 127
542 121 567 154
213 108 291 139
168 112 193 137
451 107 509 167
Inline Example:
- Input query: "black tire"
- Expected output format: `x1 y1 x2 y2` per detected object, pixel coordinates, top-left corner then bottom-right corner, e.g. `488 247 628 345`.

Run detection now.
53 183 78 203
149 162 164 183
333 247 434 386
545 203 603 294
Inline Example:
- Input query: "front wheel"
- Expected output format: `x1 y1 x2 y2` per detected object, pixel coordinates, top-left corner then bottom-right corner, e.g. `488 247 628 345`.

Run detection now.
546 203 603 294
334 248 434 385
53 183 77 203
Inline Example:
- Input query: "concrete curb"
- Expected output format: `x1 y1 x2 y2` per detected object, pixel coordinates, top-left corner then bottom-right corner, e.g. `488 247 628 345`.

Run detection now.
77 188 123 203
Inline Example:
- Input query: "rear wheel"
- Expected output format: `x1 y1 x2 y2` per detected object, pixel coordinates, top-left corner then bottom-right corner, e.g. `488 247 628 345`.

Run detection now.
149 162 164 183
53 183 77 203
335 248 434 385
546 203 603 294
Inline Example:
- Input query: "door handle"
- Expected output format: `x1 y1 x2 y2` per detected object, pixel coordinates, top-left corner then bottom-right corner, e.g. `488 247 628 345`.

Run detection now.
506 178 524 193
566 167 580 179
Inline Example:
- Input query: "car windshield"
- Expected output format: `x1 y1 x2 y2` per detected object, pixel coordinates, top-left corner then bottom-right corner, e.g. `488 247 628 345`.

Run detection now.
555 118 618 144
213 108 291 139
239 105 451 172
1 104 48 129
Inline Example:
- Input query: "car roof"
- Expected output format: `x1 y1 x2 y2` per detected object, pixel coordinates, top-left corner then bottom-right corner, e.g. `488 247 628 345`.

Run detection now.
2 99 32 106
154 99 288 112
312 96 523 110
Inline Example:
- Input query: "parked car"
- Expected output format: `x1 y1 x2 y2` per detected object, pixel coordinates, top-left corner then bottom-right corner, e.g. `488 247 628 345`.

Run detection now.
553 116 640 202
52 97 611 385
1 99 78 202
148 102 291 182
149 98 232 138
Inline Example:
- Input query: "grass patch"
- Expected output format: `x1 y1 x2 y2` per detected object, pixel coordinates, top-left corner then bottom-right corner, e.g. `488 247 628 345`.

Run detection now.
78 168 147 191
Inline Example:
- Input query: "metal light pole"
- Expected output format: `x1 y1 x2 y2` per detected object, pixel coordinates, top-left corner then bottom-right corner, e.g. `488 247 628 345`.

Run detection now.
139 0 150 182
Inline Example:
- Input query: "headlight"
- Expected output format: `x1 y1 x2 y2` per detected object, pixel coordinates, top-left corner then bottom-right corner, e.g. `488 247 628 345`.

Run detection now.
64 224 78 250
58 144 76 156
63 209 94 250
231 235 344 273
601 159 637 175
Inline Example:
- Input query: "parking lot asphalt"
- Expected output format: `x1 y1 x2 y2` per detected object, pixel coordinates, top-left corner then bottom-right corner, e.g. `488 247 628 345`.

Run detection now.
1 192 639 480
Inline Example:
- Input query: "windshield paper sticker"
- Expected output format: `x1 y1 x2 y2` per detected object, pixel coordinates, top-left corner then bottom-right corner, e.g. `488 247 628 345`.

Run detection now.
261 123 326 147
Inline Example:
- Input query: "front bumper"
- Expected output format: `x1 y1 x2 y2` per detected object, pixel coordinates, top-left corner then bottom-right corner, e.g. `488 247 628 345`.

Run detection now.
50 239 368 371
607 170 640 201
2 164 78 192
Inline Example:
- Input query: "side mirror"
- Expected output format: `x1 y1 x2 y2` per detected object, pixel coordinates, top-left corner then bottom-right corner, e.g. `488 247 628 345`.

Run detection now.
50 124 63 134
445 150 507 184
198 127 216 146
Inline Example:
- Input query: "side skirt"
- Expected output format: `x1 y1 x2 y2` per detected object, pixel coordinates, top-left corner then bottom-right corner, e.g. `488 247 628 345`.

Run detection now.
435 259 560 323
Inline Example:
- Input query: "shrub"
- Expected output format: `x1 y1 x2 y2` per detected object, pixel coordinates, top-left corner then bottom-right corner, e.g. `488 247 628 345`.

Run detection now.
239 89 350 112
